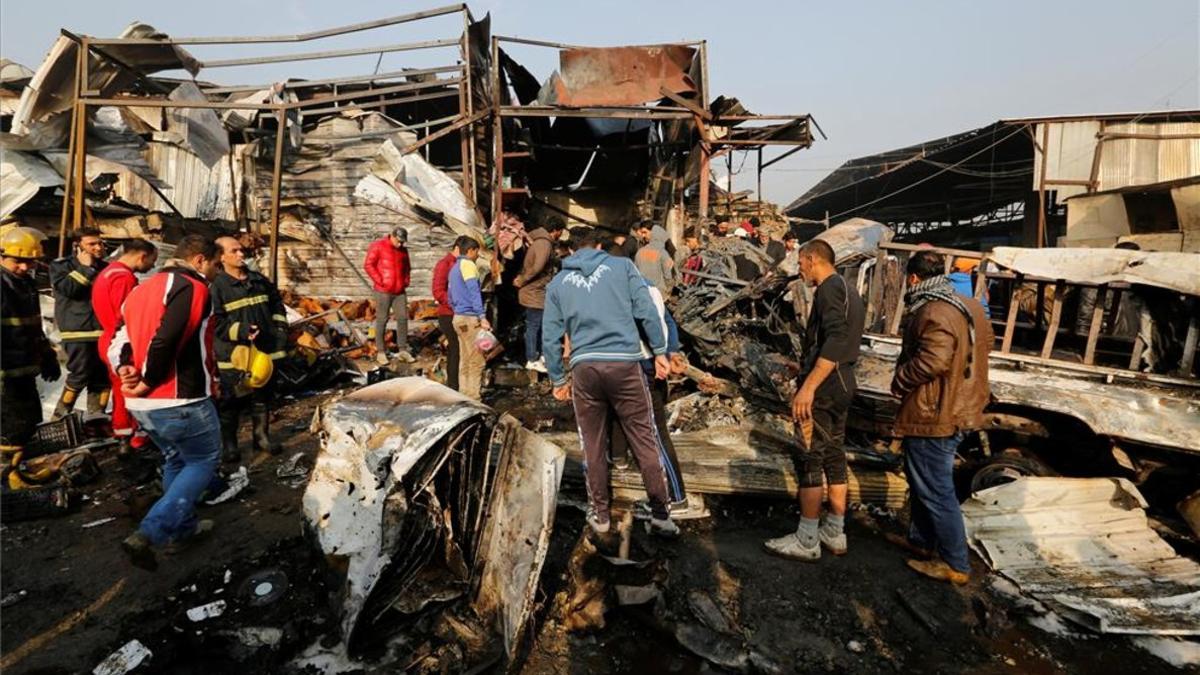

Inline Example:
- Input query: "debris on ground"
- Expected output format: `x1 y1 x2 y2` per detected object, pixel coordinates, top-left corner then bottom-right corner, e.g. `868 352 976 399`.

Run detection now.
963 477 1200 635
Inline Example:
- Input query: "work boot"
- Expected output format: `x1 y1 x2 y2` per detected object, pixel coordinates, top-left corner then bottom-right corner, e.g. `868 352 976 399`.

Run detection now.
52 386 80 420
763 532 821 562
586 508 610 535
122 531 158 571
164 520 215 556
250 408 281 455
218 404 241 464
907 558 969 586
86 390 109 417
648 516 680 539
884 532 933 559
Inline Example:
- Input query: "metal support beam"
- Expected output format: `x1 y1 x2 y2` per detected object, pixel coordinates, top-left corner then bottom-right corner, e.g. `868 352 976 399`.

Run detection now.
268 109 287 282
202 38 459 69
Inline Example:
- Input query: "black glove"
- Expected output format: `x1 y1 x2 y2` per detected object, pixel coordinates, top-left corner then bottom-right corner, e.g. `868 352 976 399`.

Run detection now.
40 346 62 382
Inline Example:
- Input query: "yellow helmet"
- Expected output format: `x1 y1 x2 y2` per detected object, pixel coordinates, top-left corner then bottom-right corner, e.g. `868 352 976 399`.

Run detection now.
0 226 45 260
230 344 274 389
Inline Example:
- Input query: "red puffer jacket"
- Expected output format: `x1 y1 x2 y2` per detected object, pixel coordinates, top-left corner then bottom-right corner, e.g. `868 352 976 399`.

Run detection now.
364 237 411 294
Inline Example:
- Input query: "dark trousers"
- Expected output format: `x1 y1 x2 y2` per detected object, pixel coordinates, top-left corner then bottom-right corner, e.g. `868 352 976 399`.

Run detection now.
63 340 109 393
793 370 854 489
903 433 969 573
572 361 670 521
437 315 460 391
374 291 408 352
1 376 42 447
610 372 686 502
523 307 544 363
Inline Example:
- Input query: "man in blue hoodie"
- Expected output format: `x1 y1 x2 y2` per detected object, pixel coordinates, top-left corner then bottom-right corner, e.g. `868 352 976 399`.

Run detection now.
543 229 679 537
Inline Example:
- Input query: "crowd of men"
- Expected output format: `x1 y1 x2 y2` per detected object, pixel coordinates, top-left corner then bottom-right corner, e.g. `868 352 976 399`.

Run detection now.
1 225 288 571
2 214 992 584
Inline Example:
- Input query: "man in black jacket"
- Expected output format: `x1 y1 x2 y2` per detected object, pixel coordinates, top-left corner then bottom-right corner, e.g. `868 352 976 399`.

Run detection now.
49 228 109 419
210 236 288 463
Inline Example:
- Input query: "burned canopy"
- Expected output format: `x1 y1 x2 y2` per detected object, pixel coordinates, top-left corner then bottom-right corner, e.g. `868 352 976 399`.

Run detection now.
787 121 1033 224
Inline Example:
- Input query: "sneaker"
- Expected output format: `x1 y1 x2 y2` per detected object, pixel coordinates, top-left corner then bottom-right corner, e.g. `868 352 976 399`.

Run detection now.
586 509 610 535
375 352 390 366
122 531 158 571
763 532 820 562
526 359 548 374
906 558 969 585
819 527 847 556
648 516 680 538
395 351 415 363
633 498 691 520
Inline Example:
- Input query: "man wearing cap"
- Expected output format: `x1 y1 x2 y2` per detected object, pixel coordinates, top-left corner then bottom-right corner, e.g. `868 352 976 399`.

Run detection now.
49 227 109 419
1 225 61 453
364 227 413 365
210 236 289 463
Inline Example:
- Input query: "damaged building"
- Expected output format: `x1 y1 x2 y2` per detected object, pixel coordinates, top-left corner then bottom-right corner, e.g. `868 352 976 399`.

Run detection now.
3 4 1200 674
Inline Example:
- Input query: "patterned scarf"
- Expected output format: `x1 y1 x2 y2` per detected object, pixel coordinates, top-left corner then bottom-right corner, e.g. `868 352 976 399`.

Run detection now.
905 274 976 377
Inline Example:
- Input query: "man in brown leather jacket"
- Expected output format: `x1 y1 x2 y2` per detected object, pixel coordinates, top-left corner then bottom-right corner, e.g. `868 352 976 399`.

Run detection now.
890 250 992 585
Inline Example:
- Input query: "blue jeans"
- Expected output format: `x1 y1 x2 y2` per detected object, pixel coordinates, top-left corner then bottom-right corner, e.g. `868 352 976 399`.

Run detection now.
130 399 222 546
524 307 544 363
903 433 969 573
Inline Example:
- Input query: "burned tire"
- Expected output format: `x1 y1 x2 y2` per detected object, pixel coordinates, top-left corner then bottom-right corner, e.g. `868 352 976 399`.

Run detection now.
966 453 1057 497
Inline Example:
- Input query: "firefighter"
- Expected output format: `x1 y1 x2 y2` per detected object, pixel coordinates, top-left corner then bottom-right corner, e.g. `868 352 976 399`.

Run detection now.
49 227 110 419
210 236 288 463
1 225 61 454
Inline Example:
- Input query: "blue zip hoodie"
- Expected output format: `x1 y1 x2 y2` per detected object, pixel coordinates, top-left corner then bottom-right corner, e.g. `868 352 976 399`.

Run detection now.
542 248 666 387
448 256 485 317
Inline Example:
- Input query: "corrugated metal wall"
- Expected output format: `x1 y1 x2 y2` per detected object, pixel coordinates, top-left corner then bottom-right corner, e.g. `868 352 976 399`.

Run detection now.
258 113 456 300
1034 121 1200 199
110 140 241 221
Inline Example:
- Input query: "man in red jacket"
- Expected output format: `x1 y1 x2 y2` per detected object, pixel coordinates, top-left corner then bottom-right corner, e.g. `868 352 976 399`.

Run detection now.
364 227 413 365
431 236 472 391
108 235 222 570
92 238 158 454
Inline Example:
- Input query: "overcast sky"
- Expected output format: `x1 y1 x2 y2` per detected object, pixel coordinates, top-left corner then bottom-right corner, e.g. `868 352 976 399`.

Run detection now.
3 0 1197 206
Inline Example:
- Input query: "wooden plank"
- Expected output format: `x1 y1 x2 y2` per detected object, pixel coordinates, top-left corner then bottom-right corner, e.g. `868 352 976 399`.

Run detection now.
1000 273 1023 353
1180 301 1199 375
1130 336 1145 371
1083 284 1108 365
1040 281 1066 359
658 85 711 120
866 249 886 331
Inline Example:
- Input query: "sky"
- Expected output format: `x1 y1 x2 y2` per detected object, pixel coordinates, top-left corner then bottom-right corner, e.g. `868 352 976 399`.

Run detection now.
2 0 1197 207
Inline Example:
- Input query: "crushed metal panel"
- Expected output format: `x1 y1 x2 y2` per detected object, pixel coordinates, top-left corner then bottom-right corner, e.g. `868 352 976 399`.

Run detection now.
989 246 1200 296
12 25 199 135
302 378 489 642
1 150 63 218
855 340 1200 453
962 477 1200 635
539 45 697 107
815 218 894 265
473 414 565 659
166 82 232 168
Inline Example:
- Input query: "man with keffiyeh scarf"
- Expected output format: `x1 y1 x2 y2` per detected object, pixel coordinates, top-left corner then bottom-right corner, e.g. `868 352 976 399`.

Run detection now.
888 250 993 586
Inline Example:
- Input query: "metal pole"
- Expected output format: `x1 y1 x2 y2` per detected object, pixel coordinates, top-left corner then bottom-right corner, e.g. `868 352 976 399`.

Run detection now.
57 47 82 256
268 109 287 282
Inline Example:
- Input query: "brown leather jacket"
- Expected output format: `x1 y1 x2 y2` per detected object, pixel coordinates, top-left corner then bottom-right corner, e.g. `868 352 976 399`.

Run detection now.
515 227 554 309
891 297 993 438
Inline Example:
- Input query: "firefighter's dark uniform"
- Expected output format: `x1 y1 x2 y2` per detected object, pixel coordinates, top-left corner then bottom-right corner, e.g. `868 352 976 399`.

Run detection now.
49 256 109 418
210 269 289 460
1 266 60 450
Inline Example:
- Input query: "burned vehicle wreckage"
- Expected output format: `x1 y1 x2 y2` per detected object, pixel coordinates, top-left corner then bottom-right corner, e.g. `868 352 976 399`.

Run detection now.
303 378 564 667
673 220 1200 514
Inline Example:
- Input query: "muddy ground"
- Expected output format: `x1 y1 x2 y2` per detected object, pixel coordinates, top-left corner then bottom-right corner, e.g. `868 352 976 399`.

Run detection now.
0 386 1188 674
